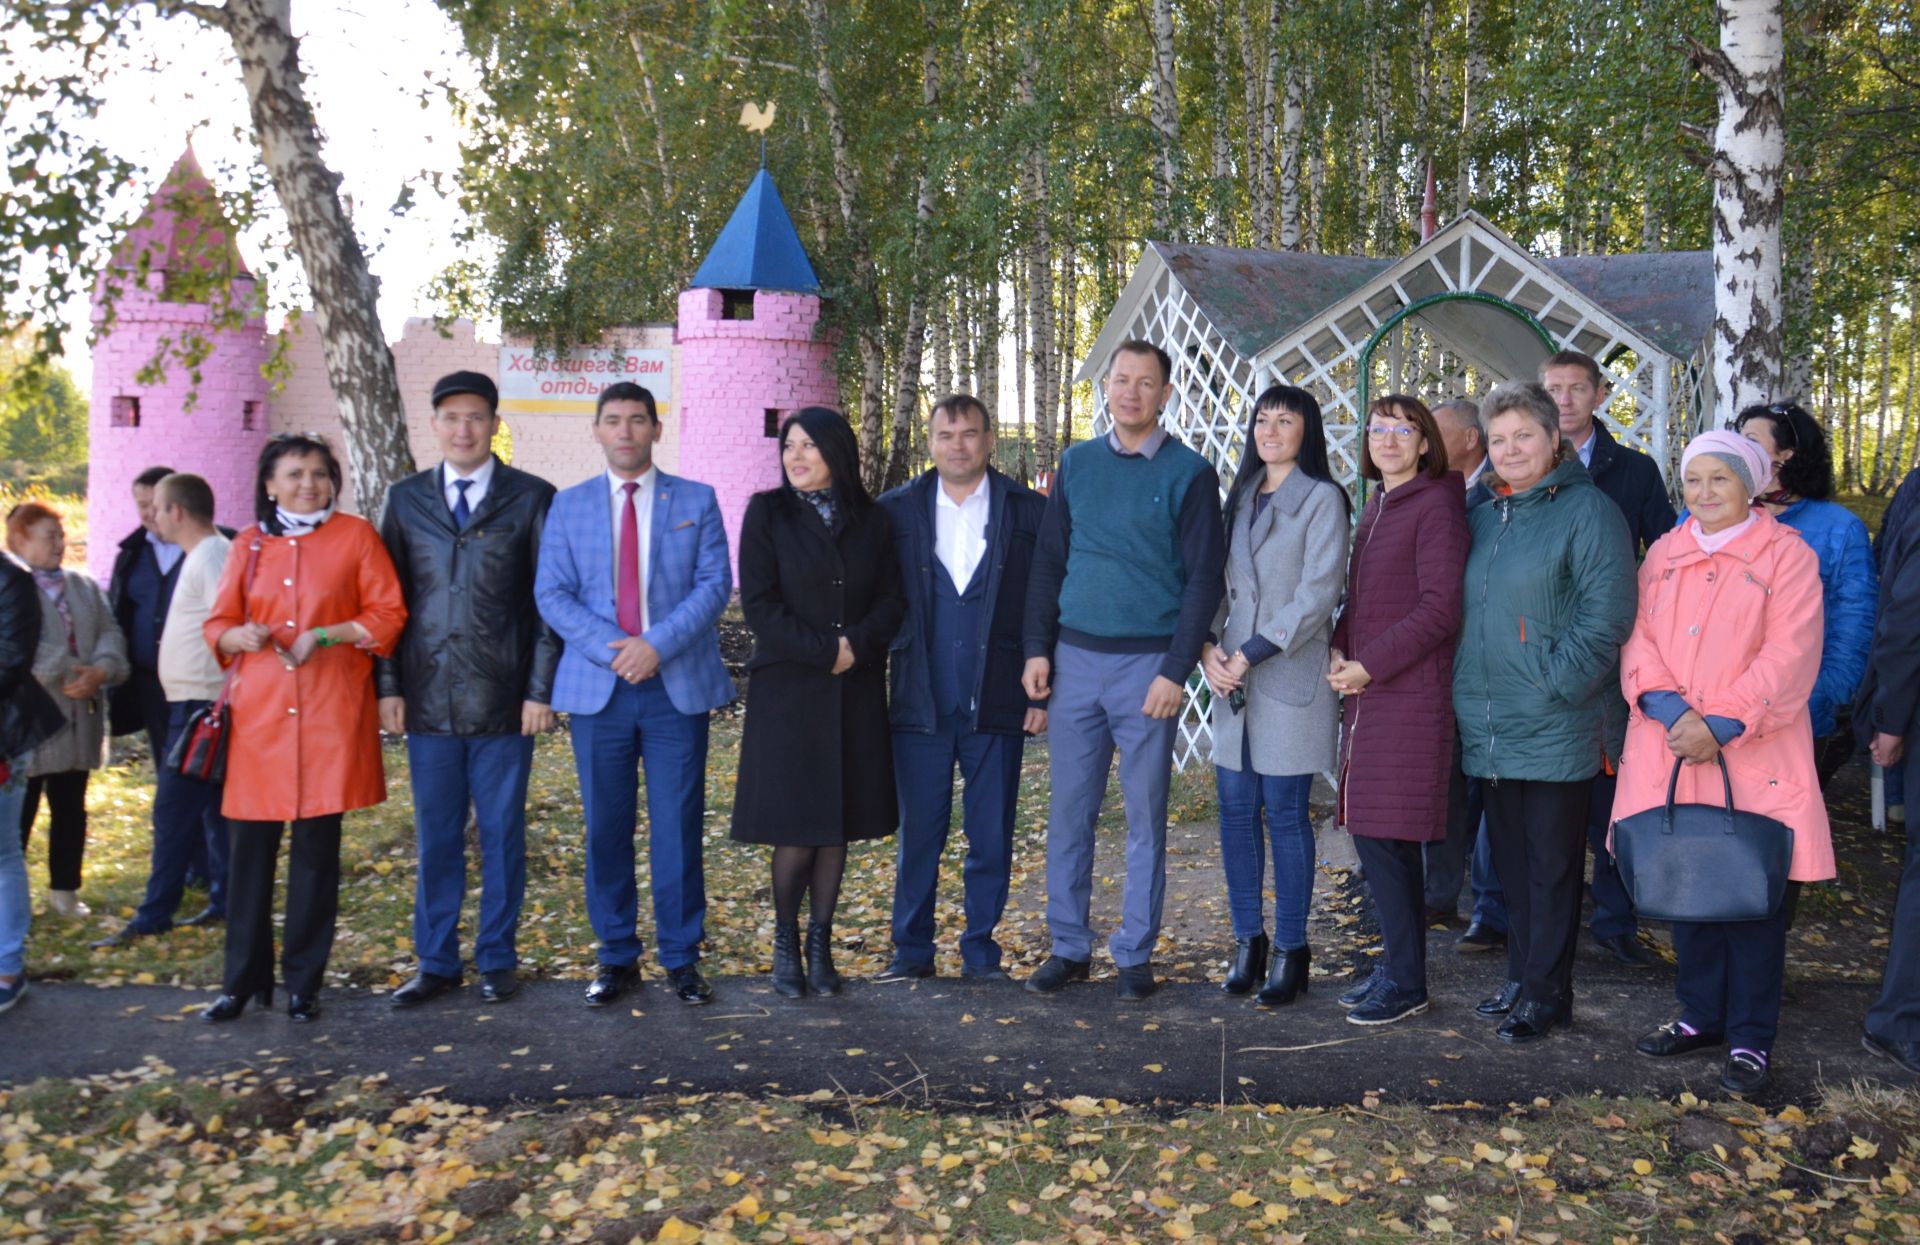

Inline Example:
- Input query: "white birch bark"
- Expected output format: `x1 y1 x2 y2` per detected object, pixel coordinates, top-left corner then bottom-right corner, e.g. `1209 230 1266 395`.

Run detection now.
1239 1 1271 244
1277 53 1305 250
1457 0 1484 215
1019 43 1058 466
1686 2 1786 426
883 36 940 490
1149 0 1181 238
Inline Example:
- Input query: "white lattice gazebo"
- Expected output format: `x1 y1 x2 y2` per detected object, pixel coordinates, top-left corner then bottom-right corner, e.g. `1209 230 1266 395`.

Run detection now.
1078 212 1716 769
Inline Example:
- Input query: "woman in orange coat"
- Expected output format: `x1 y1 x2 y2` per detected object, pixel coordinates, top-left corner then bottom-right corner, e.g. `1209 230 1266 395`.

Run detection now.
1611 429 1830 1095
200 435 406 1024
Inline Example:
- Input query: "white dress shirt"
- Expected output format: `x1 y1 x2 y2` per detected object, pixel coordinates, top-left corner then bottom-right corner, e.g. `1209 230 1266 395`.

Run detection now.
1575 425 1597 468
934 475 991 591
444 455 498 515
158 533 231 701
608 466 655 631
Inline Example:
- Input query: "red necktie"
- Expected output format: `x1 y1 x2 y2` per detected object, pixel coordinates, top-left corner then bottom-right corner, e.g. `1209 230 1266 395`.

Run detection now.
617 481 642 635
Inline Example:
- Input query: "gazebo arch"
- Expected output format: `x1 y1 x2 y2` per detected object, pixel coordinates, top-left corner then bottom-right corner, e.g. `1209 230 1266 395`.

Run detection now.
1077 211 1716 769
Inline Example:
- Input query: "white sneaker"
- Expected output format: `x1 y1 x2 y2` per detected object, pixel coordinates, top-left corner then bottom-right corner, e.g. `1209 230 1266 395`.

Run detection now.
46 890 91 918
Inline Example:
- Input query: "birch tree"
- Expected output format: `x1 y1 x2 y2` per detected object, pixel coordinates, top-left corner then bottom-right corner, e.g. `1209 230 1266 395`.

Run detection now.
1149 0 1181 238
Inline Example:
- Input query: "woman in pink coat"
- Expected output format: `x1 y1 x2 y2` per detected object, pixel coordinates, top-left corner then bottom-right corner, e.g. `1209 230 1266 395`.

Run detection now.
1611 430 1831 1095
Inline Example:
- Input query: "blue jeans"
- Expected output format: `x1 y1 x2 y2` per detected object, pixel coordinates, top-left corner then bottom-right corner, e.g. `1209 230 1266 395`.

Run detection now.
1215 739 1315 949
890 715 1023 970
407 732 534 976
571 677 711 969
132 700 229 931
0 756 29 977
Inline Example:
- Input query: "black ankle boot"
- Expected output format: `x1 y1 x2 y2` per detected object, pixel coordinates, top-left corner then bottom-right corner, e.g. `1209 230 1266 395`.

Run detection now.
1222 934 1269 995
1257 945 1311 1006
805 920 842 996
772 922 807 998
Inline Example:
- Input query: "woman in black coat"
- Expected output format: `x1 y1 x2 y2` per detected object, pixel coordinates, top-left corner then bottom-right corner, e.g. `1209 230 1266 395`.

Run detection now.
732 407 906 998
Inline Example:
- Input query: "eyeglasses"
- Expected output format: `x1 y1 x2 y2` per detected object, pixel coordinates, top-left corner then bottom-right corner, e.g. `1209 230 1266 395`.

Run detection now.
1764 401 1803 449
1365 425 1417 441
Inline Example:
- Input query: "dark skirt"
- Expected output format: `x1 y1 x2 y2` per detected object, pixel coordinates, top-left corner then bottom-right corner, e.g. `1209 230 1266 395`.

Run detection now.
729 663 897 848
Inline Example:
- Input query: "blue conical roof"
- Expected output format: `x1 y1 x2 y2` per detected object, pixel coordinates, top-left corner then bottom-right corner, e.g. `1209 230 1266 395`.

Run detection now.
690 168 821 295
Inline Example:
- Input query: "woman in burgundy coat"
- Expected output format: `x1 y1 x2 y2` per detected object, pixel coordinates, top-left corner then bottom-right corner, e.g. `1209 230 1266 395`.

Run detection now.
1328 395 1469 1026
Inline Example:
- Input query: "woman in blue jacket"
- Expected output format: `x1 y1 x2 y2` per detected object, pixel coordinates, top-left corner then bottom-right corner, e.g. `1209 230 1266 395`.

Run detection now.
1734 402 1877 789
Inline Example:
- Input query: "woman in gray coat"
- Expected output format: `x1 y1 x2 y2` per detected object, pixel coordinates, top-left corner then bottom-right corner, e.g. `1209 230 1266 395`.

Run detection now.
1201 385 1350 1006
6 503 128 918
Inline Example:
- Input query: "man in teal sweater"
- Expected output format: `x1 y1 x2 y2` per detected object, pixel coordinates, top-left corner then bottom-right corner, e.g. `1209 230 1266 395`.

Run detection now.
1021 339 1226 1001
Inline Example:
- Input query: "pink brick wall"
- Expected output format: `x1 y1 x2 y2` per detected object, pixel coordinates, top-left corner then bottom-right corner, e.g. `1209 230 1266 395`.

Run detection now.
86 274 271 584
675 289 839 578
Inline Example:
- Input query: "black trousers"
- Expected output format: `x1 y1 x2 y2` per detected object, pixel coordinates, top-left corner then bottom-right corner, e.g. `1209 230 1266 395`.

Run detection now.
1353 835 1428 992
224 816 343 999
20 769 89 891
1482 776 1593 1012
1671 909 1789 1052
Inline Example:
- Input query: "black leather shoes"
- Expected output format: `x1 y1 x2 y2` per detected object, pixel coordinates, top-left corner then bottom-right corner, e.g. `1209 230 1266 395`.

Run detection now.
481 969 519 1003
1861 1026 1920 1076
585 964 641 1008
1339 965 1386 1008
667 964 714 1005
287 994 321 1023
390 971 463 1009
1636 1020 1724 1058
90 922 153 949
1024 955 1091 995
876 958 935 982
1475 980 1523 1017
1455 921 1505 953
201 988 273 1023
771 923 806 998
179 906 224 928
1221 934 1269 996
1347 982 1429 1026
1496 999 1557 1044
1256 944 1310 1006
1595 932 1657 967
1116 964 1158 1001
1720 1050 1770 1094
961 965 1011 981
804 921 843 996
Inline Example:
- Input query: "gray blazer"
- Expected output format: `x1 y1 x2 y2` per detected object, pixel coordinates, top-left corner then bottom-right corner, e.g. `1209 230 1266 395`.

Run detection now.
1209 470 1349 775
27 571 129 776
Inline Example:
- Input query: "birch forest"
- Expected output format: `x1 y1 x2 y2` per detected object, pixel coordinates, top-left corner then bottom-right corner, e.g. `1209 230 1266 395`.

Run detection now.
436 0 1918 492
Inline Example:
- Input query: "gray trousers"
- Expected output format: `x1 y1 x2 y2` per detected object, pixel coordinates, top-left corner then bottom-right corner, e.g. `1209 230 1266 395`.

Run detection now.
1044 643 1179 968
1867 739 1920 1042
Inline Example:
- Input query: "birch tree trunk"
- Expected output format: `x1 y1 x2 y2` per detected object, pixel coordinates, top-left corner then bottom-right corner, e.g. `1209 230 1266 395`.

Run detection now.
210 0 414 522
1238 1 1271 244
1057 244 1076 457
1277 45 1305 250
883 35 940 491
1149 0 1180 238
1873 296 1894 492
1019 43 1058 467
1457 0 1484 215
1687 2 1786 426
1901 298 1918 472
930 281 951 399
1209 4 1231 236
626 32 675 205
803 0 888 477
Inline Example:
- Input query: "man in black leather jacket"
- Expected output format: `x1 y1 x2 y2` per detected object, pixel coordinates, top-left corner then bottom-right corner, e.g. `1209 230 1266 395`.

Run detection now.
1 547 66 1012
376 371 562 1008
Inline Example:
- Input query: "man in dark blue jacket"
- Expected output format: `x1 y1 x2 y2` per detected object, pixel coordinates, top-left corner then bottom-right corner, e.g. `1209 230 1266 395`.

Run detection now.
877 395 1047 981
1542 350 1677 970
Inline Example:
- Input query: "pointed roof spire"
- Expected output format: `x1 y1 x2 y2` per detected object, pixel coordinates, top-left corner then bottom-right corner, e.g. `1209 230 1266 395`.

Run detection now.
690 168 821 296
1419 159 1440 243
112 145 252 286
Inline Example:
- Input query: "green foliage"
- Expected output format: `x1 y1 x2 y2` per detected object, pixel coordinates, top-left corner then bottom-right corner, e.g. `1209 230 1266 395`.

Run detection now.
0 331 87 472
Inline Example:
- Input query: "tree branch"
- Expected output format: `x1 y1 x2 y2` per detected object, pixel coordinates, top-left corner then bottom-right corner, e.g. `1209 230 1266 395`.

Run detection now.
628 29 800 75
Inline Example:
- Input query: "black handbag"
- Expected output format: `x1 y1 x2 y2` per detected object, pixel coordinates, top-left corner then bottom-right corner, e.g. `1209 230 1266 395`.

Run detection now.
1612 756 1795 923
163 537 261 785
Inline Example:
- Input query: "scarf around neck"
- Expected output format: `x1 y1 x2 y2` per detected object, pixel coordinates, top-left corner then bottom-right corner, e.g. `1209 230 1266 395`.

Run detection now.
274 504 334 536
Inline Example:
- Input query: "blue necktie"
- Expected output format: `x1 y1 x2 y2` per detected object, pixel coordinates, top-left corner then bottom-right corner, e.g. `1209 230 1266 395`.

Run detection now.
452 478 473 529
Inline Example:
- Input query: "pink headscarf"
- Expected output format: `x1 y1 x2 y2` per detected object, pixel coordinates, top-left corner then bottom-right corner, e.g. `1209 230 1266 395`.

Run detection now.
1680 429 1775 501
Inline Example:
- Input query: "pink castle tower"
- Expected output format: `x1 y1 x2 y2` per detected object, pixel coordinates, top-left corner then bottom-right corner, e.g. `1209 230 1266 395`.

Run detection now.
86 147 269 581
675 167 838 576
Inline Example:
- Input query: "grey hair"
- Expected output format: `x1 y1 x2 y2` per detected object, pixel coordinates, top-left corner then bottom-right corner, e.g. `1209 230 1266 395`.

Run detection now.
1433 398 1482 439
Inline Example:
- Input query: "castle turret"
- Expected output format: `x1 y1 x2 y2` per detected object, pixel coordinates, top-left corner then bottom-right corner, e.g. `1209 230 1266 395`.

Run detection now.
87 147 269 580
675 168 838 576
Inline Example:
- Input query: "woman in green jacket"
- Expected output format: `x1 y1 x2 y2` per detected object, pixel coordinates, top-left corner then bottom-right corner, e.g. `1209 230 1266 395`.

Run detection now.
1453 381 1637 1045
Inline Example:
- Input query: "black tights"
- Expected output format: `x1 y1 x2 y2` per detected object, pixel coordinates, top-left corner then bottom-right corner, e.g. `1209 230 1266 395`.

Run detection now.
771 845 846 926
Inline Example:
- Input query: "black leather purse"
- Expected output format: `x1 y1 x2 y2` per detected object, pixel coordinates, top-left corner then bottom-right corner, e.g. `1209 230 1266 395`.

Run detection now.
163 537 261 785
1612 756 1795 923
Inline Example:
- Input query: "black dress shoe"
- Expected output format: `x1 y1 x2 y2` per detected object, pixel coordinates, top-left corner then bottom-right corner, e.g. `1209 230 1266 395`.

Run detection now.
390 971 464 1009
667 964 714 1005
1116 964 1158 1001
804 920 843 996
1024 955 1091 995
771 923 807 998
1339 965 1386 1008
201 987 273 1023
481 969 519 1003
1476 980 1522 1017
1347 982 1429 1026
1861 1026 1920 1076
1720 1050 1770 1094
961 965 1011 981
1496 999 1557 1044
90 922 153 949
1455 921 1505 953
585 964 641 1008
876 958 936 982
178 906 224 928
1595 932 1657 967
1636 1020 1724 1058
286 994 321 1023
1256 944 1310 1006
1221 934 1269 995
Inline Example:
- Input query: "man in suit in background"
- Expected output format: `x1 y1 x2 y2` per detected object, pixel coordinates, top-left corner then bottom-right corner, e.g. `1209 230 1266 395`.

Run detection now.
379 371 561 1008
877 394 1046 982
535 381 734 1009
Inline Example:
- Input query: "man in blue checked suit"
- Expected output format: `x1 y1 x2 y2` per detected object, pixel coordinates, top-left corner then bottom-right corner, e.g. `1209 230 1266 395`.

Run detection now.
535 381 735 1009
